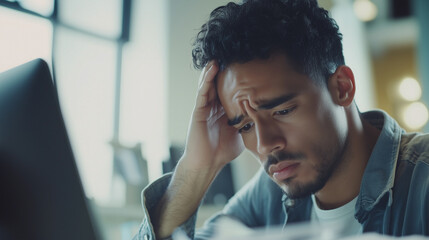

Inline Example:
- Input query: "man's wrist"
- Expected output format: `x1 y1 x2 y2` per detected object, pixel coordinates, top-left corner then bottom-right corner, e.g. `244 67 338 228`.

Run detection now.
153 160 217 238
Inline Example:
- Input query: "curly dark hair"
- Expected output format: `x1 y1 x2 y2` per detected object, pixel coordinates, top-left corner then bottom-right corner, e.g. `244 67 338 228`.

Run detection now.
192 0 344 84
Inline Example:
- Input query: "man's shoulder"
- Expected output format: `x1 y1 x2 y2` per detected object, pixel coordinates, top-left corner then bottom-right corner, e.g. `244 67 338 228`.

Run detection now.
399 132 429 165
388 133 429 236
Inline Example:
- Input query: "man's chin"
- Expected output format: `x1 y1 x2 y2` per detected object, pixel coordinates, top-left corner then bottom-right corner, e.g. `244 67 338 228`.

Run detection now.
280 179 323 200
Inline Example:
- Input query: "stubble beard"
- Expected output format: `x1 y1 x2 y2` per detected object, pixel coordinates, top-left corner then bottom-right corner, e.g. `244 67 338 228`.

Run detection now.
277 139 348 200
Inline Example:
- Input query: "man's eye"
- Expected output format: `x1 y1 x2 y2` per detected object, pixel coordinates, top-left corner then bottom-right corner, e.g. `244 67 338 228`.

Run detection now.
275 106 296 116
238 122 254 134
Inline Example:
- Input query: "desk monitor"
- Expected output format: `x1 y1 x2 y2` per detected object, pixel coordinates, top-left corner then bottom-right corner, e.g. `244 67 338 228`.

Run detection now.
0 59 102 240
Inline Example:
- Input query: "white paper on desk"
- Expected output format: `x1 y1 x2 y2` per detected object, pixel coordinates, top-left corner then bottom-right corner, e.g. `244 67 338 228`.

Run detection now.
341 233 429 240
172 216 428 240
209 216 342 240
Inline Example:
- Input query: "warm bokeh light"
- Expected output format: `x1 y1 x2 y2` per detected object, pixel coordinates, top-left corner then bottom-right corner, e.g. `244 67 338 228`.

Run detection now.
398 77 422 101
401 102 429 131
353 0 378 22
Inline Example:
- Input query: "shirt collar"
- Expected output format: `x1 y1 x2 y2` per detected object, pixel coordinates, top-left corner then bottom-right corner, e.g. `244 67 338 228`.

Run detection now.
355 110 404 219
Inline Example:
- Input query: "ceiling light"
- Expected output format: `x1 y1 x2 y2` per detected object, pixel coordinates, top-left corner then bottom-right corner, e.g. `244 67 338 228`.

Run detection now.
353 0 378 22
401 102 429 131
398 77 422 101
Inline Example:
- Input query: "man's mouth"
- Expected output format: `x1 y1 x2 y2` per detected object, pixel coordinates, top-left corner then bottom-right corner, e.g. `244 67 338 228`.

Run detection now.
270 162 300 181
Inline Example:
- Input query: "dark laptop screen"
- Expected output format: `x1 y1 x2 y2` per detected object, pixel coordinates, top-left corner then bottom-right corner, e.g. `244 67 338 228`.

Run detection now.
0 59 102 240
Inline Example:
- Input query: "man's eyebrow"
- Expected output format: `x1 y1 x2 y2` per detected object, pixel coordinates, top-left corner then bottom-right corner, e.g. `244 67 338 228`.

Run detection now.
257 93 297 110
227 93 297 126
228 115 244 126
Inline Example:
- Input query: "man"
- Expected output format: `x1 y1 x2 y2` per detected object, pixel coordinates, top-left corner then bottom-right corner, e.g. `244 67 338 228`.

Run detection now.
134 0 429 239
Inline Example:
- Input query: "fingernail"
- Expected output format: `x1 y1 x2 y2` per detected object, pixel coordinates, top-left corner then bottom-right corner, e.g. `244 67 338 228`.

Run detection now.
206 60 216 68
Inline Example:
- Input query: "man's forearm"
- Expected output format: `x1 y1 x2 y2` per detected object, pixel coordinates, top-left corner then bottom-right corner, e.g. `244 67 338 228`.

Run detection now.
152 159 220 239
150 59 242 239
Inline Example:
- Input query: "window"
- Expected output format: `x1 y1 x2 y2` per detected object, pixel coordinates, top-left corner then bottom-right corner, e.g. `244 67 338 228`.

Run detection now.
0 0 168 207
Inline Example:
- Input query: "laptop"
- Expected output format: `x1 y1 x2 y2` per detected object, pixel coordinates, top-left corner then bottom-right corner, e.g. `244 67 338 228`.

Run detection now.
0 59 102 240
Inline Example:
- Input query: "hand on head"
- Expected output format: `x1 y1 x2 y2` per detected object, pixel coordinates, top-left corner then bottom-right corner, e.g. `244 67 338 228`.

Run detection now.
183 60 245 172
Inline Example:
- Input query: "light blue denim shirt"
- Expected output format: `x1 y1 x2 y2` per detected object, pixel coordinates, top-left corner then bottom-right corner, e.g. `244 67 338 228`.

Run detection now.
134 110 429 240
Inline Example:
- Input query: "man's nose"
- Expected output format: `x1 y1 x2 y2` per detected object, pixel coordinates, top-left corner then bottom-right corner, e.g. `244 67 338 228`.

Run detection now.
255 120 286 155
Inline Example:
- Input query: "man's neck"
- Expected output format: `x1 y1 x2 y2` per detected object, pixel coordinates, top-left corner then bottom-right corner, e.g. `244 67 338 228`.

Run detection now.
314 109 381 210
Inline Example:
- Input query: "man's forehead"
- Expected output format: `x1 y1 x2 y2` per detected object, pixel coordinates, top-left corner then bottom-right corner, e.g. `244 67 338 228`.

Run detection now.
216 63 272 101
216 53 300 85
216 68 299 104
215 53 312 117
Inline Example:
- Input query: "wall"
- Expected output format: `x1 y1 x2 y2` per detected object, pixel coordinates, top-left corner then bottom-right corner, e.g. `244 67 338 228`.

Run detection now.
167 0 230 145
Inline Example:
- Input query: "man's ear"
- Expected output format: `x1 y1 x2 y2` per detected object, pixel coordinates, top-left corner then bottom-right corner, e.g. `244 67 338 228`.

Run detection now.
328 65 356 107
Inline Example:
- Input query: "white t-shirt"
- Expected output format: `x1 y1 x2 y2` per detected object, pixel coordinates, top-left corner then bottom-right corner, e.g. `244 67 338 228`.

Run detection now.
311 195 363 237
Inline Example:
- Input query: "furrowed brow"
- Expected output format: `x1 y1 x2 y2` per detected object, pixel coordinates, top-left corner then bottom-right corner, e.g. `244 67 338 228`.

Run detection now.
257 93 297 110
227 94 296 126
227 115 244 126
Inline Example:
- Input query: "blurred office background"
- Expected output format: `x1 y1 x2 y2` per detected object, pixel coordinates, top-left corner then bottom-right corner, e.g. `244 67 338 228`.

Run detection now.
0 0 428 239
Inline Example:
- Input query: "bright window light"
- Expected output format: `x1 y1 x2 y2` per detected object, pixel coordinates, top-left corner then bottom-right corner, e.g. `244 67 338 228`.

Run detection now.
398 77 422 102
401 102 429 131
54 26 116 206
0 7 52 72
353 0 378 22
58 0 123 39
19 0 55 16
